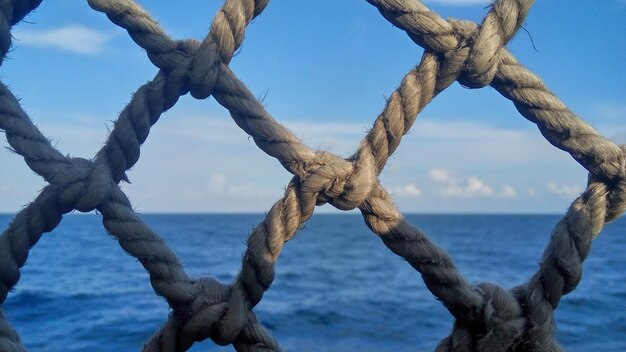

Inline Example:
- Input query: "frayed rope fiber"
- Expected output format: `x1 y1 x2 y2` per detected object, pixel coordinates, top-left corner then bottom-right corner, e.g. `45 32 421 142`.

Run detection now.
0 0 624 351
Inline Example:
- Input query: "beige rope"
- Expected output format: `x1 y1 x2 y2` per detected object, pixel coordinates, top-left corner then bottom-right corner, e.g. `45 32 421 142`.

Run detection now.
0 0 623 351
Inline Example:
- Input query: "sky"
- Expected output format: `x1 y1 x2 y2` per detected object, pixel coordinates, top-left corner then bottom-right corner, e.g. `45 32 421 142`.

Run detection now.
0 0 624 214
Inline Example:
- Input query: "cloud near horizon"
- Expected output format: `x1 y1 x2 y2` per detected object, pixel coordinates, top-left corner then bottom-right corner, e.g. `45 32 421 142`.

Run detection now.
391 183 423 198
546 182 583 199
428 168 517 199
0 113 588 213
12 25 114 55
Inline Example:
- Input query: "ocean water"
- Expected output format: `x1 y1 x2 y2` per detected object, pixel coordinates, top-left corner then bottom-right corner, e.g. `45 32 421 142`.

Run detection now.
1 214 624 351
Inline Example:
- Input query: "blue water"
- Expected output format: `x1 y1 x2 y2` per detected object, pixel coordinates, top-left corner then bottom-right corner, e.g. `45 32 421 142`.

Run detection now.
1 214 625 351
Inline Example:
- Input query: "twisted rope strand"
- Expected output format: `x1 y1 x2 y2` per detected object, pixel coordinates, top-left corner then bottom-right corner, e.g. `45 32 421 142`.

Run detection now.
359 185 485 321
88 0 269 67
90 0 318 177
0 0 43 66
0 0 623 351
0 187 62 351
151 31 482 352
0 1 62 350
492 51 624 181
215 46 491 326
100 186 195 306
1 0 275 350
365 0 532 57
363 0 626 349
0 309 24 352
511 177 626 350
0 0 71 183
94 0 625 349
211 35 503 333
367 0 624 181
0 83 71 183
88 0 289 350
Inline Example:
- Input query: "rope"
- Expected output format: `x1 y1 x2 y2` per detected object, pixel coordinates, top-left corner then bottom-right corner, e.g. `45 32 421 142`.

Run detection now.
0 0 623 351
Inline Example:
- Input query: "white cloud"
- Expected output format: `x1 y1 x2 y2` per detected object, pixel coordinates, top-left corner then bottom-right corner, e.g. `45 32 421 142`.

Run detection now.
13 25 114 55
0 115 583 213
0 185 11 196
391 183 422 198
428 169 516 199
500 185 517 198
428 168 455 184
547 182 583 198
206 172 269 198
208 172 226 192
225 183 269 197
441 176 494 198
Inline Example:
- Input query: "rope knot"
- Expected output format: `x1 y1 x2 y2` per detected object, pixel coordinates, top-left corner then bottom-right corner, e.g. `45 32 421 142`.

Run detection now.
185 277 233 345
474 283 526 349
441 283 527 351
186 39 221 99
585 144 626 227
300 151 376 210
161 38 221 100
53 157 113 212
146 277 277 350
437 19 500 89
136 37 221 101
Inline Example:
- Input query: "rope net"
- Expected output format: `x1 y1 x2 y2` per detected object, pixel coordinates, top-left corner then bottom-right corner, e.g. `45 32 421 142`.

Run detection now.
0 0 624 351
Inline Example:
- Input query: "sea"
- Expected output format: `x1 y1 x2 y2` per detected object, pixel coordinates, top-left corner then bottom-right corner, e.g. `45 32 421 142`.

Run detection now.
1 214 624 351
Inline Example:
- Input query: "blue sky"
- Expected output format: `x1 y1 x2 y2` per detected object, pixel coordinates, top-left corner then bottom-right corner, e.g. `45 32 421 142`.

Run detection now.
0 0 624 213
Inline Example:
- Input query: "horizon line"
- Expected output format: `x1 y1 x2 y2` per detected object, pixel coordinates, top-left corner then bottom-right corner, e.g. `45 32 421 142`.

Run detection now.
0 211 567 216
